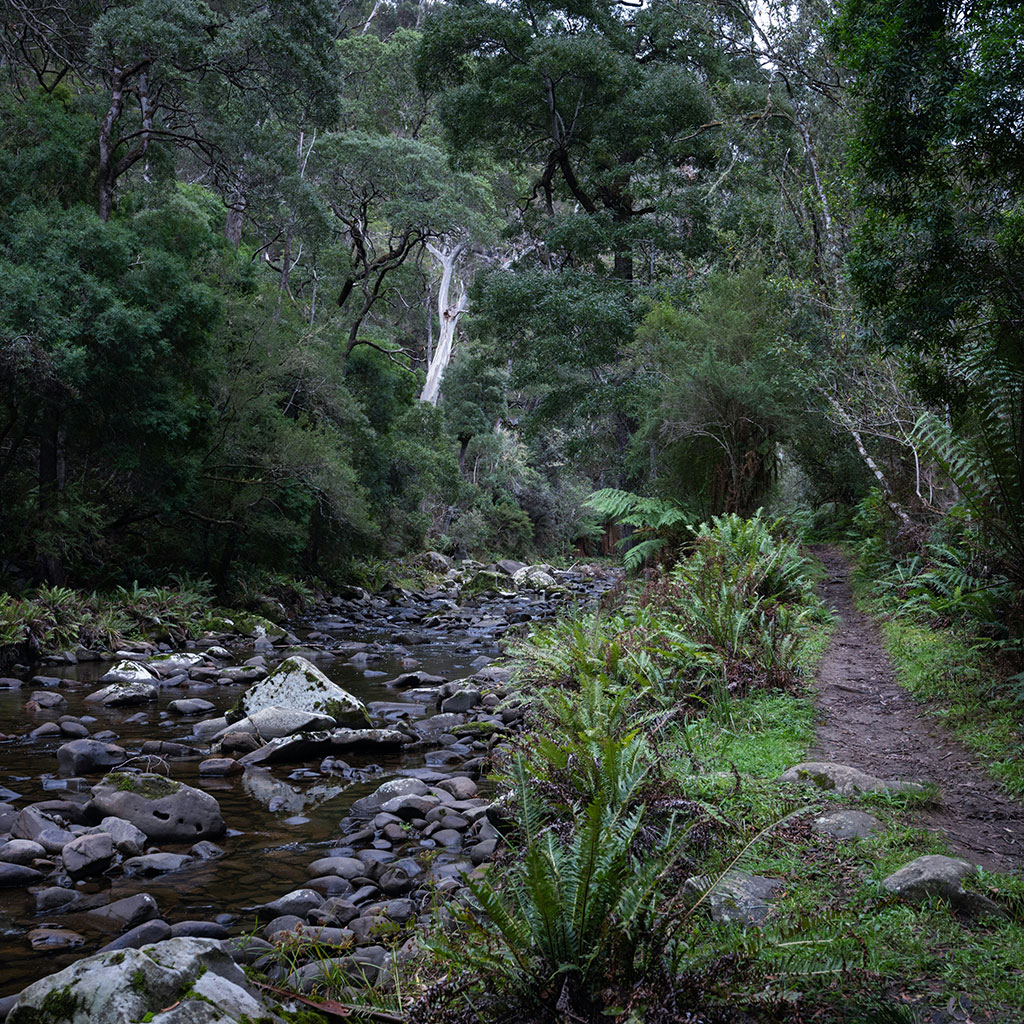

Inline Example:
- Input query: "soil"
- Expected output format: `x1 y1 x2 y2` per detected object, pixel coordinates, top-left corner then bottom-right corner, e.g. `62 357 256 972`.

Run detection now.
810 546 1024 873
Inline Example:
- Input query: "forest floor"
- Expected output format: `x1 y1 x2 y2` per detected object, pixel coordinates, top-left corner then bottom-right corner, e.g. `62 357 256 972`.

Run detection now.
811 546 1024 873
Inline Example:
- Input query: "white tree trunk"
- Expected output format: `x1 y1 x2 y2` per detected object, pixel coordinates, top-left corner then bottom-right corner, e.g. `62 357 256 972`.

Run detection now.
420 241 468 405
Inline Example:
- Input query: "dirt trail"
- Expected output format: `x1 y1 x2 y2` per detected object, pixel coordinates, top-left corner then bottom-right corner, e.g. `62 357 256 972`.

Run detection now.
810 547 1024 873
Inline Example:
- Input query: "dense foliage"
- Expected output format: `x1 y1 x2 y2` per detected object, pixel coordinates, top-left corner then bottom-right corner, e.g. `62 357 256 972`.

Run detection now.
1 0 1022 656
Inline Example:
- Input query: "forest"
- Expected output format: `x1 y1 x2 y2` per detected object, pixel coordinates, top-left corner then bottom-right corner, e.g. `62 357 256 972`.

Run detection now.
2 0 1024 1022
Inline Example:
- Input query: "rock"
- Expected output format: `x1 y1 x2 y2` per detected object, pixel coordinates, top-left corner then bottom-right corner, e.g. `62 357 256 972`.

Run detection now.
512 566 558 590
89 772 225 841
880 854 1003 917
307 856 366 880
34 826 75 853
0 839 46 865
193 716 231 740
86 893 159 932
777 762 925 796
330 727 409 751
217 706 336 740
85 680 158 707
199 757 242 776
412 713 464 742
123 853 193 877
9 936 276 1024
0 862 42 887
235 731 336 767
380 794 438 821
495 559 526 576
62 832 114 878
688 870 783 926
418 551 452 571
97 659 156 684
255 888 323 921
437 776 478 800
441 689 481 714
351 778 429 815
29 690 66 708
463 570 512 596
168 698 216 715
169 921 230 939
98 918 173 951
58 720 89 738
812 809 881 840
26 927 85 950
35 887 81 913
148 652 208 675
378 858 423 896
233 656 370 727
92 816 148 856
56 739 127 775
190 840 226 861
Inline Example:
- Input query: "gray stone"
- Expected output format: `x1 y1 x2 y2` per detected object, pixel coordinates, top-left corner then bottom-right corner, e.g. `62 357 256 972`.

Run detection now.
215 706 337 741
149 652 208 675
351 777 429 815
35 886 81 913
378 858 422 896
777 761 925 796
688 870 783 926
198 757 242 776
26 927 85 950
62 832 114 878
256 888 323 920
235 656 370 727
86 893 160 932
58 720 89 738
34 826 76 853
29 690 66 708
97 918 172 951
0 862 42 886
412 713 464 741
91 815 148 856
441 689 481 714
123 853 193 877
190 840 225 861
56 739 127 775
812 809 881 840
307 856 365 880
85 680 158 706
169 920 230 939
89 772 224 841
0 839 45 865
168 698 216 715
97 659 156 683
380 794 438 820
437 776 479 801
10 936 277 1024
879 854 1004 918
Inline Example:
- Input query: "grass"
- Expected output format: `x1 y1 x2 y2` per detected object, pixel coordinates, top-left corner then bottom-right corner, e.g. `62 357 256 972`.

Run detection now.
847 572 1024 799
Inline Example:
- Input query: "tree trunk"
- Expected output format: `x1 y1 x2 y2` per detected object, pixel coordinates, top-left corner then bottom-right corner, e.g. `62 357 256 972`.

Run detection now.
420 241 468 405
37 406 66 585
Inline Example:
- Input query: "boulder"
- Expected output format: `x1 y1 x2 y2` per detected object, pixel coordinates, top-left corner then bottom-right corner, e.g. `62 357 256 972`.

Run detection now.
86 893 159 932
441 688 481 714
687 870 783 927
494 559 526 576
215 706 336 740
123 853 193 877
0 862 42 887
233 656 370 727
148 652 208 675
89 772 225 842
880 854 1003 917
351 778 429 815
812 809 881 840
777 761 925 796
8 936 279 1024
91 816 148 856
62 832 114 879
0 839 46 865
56 739 126 775
84 680 158 707
97 659 156 684
168 698 216 716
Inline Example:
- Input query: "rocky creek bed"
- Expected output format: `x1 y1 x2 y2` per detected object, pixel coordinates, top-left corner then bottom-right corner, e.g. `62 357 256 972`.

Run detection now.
0 558 619 1022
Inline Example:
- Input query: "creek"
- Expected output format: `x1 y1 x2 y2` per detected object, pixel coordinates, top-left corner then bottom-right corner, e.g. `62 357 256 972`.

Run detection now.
0 565 616 1002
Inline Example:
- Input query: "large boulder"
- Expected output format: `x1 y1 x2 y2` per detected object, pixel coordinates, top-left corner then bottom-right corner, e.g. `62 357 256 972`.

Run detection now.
7 936 281 1024
232 656 370 727
89 773 224 842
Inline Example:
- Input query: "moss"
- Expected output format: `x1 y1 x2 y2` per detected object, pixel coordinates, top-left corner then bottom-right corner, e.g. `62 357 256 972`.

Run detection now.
106 771 180 798
9 984 82 1024
107 952 125 966
130 969 148 993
